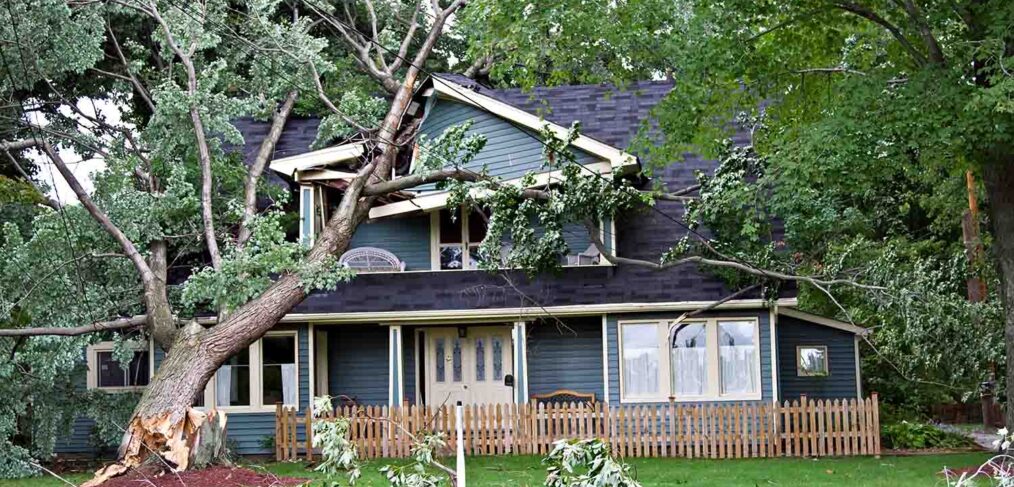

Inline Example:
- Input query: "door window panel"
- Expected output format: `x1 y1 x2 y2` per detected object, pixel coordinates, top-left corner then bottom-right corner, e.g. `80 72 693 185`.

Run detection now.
452 338 463 382
492 337 504 380
435 338 446 383
475 338 486 381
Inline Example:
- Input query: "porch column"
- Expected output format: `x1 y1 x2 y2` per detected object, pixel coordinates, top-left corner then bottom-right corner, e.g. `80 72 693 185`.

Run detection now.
512 321 529 404
388 325 404 406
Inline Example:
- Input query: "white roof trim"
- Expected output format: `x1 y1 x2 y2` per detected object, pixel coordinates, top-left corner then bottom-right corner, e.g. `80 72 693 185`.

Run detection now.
195 298 800 325
777 307 868 335
295 169 358 182
431 77 638 171
367 161 612 219
269 143 365 178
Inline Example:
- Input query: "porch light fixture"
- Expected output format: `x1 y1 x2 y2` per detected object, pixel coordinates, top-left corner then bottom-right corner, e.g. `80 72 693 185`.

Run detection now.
457 326 467 338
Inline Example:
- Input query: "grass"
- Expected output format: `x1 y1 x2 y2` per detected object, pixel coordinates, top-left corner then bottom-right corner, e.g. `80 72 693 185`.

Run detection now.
0 453 995 486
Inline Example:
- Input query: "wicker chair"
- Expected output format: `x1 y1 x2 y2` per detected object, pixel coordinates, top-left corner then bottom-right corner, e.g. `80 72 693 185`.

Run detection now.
338 247 406 273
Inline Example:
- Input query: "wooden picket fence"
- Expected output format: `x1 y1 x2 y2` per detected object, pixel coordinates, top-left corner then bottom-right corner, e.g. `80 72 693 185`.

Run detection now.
275 394 880 461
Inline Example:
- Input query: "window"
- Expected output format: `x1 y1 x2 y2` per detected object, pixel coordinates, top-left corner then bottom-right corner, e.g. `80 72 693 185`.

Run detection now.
216 347 251 406
620 318 762 403
88 342 150 390
620 323 665 400
433 208 487 270
261 335 297 406
670 323 708 397
204 332 299 411
797 345 829 377
718 321 759 395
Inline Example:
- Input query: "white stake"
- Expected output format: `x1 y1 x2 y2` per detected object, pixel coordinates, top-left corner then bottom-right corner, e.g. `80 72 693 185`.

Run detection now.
455 402 466 486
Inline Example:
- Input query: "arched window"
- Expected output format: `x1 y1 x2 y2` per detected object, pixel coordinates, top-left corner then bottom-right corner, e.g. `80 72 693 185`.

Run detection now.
338 247 405 273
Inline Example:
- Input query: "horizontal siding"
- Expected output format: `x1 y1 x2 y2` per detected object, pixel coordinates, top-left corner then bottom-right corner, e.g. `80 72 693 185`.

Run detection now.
526 318 604 401
327 325 389 406
607 310 773 405
777 316 859 401
415 99 600 190
349 215 431 271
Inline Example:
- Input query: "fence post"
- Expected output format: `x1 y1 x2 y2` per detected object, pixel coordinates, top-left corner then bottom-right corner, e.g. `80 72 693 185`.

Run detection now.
305 407 313 462
456 403 466 487
275 403 282 461
871 393 881 458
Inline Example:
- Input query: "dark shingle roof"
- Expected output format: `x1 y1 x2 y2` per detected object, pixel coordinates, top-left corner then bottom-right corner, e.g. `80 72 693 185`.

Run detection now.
434 73 673 150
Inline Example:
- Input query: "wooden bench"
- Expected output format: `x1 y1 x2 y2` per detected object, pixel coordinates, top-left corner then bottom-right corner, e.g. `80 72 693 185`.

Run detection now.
530 389 596 406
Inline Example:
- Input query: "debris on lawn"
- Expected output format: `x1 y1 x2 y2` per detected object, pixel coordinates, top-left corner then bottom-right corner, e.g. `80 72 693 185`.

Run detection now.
96 465 309 487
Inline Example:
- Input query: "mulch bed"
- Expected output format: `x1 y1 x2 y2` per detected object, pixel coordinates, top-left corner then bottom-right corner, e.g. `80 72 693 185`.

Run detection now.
99 465 310 487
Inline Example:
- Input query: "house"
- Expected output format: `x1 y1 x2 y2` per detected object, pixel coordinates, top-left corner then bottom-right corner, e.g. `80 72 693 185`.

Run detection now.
57 74 868 456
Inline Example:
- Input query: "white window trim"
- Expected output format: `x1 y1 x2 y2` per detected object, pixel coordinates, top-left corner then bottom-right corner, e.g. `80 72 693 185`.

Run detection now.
201 331 300 413
617 321 671 403
618 317 763 404
796 345 830 377
86 341 150 392
430 209 483 270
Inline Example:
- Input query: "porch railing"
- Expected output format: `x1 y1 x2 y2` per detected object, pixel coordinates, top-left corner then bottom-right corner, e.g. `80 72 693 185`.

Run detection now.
275 394 880 461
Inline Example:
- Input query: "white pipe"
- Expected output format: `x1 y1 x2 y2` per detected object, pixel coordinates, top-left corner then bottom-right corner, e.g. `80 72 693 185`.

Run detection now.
455 403 466 486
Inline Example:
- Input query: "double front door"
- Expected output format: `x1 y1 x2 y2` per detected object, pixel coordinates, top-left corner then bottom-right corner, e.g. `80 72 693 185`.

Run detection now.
425 326 514 406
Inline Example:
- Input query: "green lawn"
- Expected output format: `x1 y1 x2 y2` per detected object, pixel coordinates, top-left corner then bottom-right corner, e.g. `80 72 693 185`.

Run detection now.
0 453 993 486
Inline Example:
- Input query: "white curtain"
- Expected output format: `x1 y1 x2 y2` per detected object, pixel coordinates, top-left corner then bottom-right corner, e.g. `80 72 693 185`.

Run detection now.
281 363 297 406
622 351 659 396
215 366 232 407
720 345 758 394
671 348 707 396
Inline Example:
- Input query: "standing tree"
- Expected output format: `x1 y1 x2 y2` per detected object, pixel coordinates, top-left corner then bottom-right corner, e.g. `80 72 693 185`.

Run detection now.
463 0 1013 415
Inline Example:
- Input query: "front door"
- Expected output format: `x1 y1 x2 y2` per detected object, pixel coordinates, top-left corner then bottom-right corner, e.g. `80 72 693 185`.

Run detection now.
425 326 514 406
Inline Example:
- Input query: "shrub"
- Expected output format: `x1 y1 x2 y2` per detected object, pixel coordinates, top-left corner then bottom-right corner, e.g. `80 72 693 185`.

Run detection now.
882 421 974 449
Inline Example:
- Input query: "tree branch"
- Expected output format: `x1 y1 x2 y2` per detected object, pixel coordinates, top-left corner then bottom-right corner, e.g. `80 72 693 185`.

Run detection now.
898 0 945 64
237 90 299 249
832 2 928 66
149 0 222 270
361 168 480 195
0 314 147 337
39 140 156 284
583 220 886 291
2 148 60 209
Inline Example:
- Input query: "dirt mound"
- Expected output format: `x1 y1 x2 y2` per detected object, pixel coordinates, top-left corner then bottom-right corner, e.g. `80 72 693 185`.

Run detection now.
99 465 309 487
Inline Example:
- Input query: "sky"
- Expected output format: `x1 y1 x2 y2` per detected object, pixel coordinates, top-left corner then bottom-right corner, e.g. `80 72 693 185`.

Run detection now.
28 99 121 204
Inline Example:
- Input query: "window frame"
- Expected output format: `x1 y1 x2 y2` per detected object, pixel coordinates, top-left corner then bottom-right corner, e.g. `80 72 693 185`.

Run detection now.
617 317 763 404
618 321 671 403
200 331 300 412
86 340 152 392
430 208 486 271
796 345 830 377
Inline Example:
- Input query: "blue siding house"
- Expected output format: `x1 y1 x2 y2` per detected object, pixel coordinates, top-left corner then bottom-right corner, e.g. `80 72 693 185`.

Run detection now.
59 74 867 456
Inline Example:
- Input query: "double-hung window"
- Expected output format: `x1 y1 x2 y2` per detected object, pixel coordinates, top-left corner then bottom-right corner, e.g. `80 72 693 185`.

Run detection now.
619 318 761 403
87 341 150 391
204 332 299 411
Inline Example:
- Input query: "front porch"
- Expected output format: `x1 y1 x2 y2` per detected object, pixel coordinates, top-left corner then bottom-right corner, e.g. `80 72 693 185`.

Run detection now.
311 321 537 409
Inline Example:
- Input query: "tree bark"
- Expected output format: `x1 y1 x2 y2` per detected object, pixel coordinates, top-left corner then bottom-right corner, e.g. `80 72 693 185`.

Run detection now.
983 157 1014 429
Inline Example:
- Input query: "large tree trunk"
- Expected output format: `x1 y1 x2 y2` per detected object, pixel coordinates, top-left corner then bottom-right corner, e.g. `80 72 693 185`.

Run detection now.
983 157 1014 429
85 209 368 485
